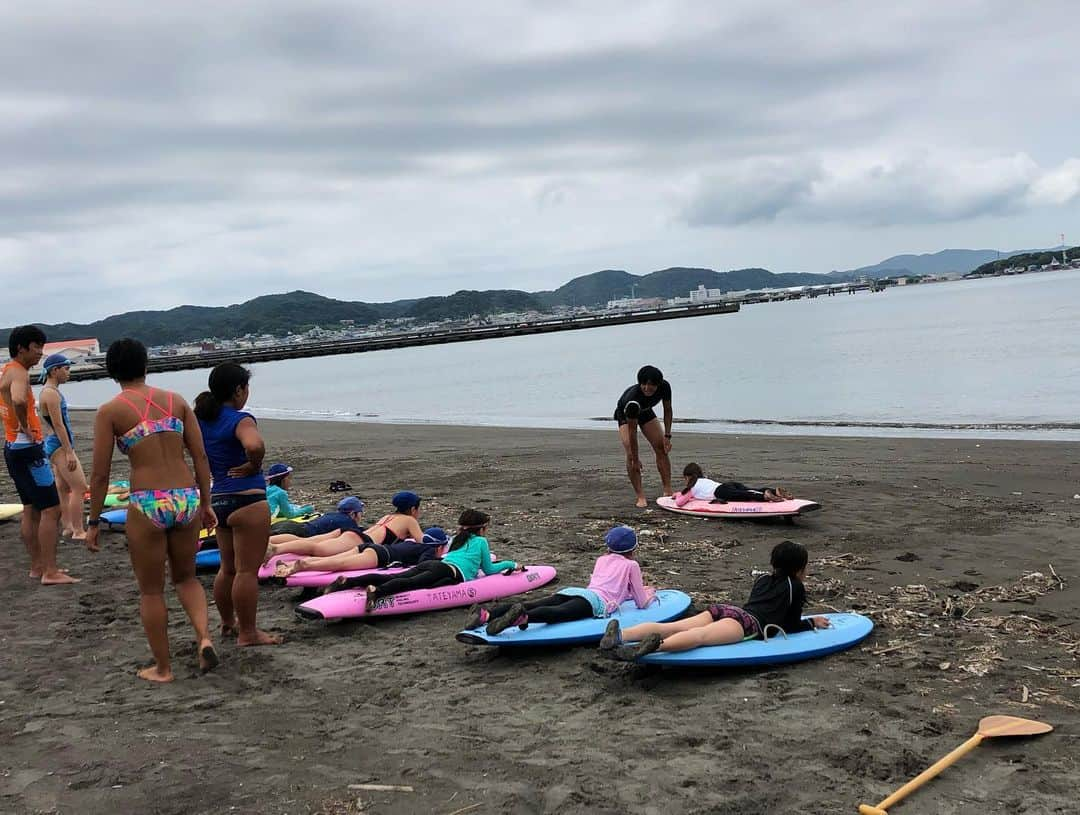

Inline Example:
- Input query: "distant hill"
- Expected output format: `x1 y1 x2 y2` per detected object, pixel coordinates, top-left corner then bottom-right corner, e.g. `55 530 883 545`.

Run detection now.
9 247 1050 347
841 248 1031 278
24 292 382 347
407 289 542 321
538 266 840 308
967 247 1079 276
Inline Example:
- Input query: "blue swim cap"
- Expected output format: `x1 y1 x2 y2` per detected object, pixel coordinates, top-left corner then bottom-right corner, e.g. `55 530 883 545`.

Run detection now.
267 463 293 481
421 526 448 545
392 490 421 510
41 353 72 383
605 526 638 553
336 496 364 514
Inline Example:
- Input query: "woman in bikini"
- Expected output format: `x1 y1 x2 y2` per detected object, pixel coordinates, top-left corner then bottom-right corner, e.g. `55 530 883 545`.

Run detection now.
86 338 218 683
269 491 427 578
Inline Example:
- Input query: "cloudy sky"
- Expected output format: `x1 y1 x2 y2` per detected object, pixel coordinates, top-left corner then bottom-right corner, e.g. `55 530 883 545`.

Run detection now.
3 0 1079 325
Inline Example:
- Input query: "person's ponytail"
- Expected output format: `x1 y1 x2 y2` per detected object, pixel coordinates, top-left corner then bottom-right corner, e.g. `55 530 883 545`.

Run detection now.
194 362 251 422
450 508 490 551
681 462 704 496
193 391 221 422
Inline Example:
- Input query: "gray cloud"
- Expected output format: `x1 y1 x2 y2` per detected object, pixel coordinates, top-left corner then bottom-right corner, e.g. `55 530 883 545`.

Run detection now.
2 1 1080 324
681 152 1080 226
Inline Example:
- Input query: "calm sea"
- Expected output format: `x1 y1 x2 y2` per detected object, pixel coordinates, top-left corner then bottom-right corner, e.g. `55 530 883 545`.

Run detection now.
63 269 1080 441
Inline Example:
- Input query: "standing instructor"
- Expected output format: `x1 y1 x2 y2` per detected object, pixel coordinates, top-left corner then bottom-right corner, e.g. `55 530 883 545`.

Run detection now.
615 365 673 507
1 326 80 583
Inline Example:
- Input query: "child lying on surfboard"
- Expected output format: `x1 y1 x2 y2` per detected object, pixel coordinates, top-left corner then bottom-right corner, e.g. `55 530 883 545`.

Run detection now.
267 491 433 576
463 525 655 636
324 508 523 611
600 540 829 660
673 462 793 506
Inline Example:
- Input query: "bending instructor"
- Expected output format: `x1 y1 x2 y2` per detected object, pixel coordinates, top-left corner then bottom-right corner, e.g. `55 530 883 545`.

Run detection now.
615 365 673 507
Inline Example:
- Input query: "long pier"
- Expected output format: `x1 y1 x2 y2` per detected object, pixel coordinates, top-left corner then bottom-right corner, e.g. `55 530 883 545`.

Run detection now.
67 301 739 382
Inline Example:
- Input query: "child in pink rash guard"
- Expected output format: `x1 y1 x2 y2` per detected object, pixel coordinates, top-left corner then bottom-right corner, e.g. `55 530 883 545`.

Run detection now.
464 525 655 636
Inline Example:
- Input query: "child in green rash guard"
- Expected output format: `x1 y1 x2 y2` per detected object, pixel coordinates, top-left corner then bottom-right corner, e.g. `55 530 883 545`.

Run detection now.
600 540 830 661
265 463 314 520
325 507 522 612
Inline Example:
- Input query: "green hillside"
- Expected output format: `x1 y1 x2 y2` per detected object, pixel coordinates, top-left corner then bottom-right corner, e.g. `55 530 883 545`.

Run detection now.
967 248 1078 277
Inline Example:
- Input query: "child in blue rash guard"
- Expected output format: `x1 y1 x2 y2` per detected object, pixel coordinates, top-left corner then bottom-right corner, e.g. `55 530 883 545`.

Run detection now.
601 540 830 660
265 463 314 520
325 508 522 611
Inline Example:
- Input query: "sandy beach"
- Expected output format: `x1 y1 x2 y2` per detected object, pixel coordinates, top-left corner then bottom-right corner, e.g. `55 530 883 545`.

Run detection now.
2 415 1078 814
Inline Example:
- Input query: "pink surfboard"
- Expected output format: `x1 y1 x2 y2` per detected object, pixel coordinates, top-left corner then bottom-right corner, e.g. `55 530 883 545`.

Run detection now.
655 495 821 519
295 565 558 620
258 553 408 588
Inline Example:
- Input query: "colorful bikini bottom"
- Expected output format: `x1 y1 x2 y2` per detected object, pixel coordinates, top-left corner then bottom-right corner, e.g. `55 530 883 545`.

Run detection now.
129 487 201 530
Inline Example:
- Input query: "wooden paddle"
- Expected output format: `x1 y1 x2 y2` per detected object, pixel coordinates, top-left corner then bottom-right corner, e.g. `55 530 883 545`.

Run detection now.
858 715 1052 814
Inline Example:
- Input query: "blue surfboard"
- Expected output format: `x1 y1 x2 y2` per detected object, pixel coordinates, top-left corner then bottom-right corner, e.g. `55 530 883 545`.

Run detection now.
101 508 127 529
195 548 221 570
635 612 872 667
455 589 693 647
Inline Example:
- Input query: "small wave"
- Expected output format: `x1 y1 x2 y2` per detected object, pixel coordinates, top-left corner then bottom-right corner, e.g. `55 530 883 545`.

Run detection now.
588 417 1080 431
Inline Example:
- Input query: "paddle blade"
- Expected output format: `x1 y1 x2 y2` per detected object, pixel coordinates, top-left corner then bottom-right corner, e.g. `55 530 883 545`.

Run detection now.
977 715 1054 738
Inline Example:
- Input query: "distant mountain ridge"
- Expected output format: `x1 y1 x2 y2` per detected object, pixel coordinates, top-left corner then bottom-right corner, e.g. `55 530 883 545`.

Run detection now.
8 248 1027 347
842 248 1032 278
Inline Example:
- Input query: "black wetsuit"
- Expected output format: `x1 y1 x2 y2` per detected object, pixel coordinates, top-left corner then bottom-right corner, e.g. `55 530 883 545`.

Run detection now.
614 380 672 426
741 574 814 634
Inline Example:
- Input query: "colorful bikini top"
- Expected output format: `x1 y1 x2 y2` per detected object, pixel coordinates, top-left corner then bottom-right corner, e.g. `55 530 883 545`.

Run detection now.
115 388 184 455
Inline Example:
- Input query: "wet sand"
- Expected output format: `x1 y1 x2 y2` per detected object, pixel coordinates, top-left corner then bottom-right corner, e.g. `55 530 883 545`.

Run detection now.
2 416 1078 814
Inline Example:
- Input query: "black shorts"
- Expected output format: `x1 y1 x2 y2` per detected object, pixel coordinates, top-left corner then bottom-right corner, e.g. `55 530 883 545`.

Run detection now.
270 519 308 537
358 540 390 568
4 443 60 511
615 407 658 427
211 493 268 528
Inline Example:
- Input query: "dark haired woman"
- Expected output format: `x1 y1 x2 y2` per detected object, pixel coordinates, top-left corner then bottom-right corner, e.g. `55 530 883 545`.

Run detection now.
195 363 280 646
674 462 793 505
87 338 218 682
600 540 830 660
614 364 673 507
324 508 522 612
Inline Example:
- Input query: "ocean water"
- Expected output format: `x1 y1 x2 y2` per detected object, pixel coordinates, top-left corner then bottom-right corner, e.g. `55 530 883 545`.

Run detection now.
62 270 1080 440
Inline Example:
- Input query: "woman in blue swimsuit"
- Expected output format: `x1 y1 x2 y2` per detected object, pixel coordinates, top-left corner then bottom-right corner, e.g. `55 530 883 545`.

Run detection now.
87 339 219 683
38 354 88 540
196 363 281 647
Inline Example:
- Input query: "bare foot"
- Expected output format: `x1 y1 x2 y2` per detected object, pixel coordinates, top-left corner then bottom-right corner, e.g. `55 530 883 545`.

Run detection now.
775 487 794 500
31 567 71 578
634 496 648 508
136 665 174 683
220 621 238 637
261 544 276 565
237 629 283 647
274 560 302 579
71 531 87 541
198 640 219 673
41 571 80 585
